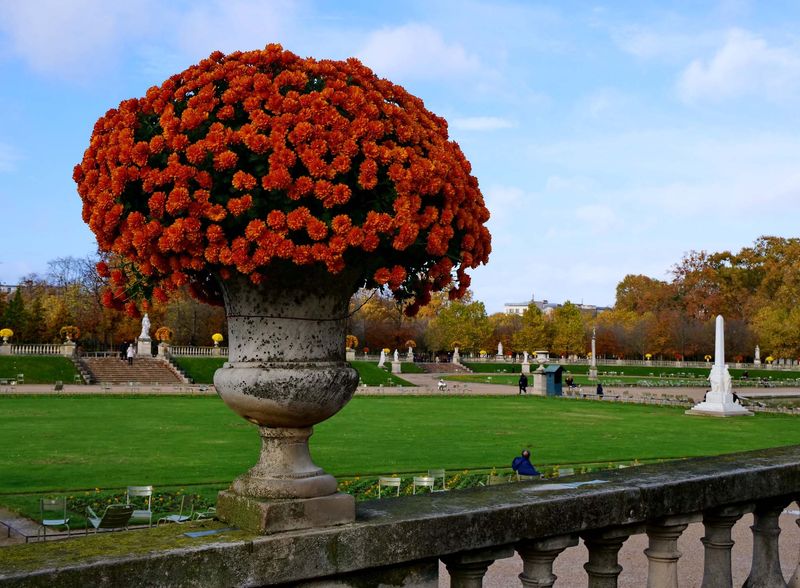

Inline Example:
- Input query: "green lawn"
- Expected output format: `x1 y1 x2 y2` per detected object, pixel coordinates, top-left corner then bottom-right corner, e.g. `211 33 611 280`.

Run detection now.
349 361 415 386
171 357 226 384
2 394 799 498
0 356 77 384
463 361 800 381
2 394 799 520
173 357 415 386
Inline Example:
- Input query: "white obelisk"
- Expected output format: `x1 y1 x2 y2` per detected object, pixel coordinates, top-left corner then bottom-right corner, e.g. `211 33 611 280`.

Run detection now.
686 315 752 417
589 327 598 381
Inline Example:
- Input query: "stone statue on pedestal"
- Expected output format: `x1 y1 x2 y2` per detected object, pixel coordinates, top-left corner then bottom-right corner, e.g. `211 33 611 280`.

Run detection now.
140 313 151 340
377 349 386 368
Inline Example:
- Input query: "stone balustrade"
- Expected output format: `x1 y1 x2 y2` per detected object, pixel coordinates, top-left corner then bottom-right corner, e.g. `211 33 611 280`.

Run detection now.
168 345 228 357
7 344 61 356
2 445 799 587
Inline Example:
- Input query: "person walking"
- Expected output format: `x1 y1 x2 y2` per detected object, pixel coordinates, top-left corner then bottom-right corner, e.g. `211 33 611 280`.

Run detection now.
126 344 135 366
518 373 528 395
596 382 604 398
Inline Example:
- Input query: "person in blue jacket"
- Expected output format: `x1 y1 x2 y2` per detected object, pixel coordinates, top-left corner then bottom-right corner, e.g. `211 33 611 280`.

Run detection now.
511 449 541 477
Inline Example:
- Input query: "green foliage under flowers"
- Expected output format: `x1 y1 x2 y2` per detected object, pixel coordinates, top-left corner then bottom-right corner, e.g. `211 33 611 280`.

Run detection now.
336 460 646 501
12 488 217 525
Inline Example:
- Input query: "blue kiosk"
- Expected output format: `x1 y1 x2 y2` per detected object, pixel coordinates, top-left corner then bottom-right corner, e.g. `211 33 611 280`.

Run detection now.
543 365 563 396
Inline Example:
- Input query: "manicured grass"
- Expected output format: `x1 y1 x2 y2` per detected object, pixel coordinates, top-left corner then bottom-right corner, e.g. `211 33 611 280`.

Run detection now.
0 356 77 384
464 361 800 381
349 361 415 386
401 362 425 373
2 394 799 500
463 362 524 373
171 357 226 384
173 357 415 386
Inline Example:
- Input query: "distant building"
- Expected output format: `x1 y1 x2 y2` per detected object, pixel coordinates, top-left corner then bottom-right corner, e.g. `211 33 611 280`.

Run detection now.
504 295 559 316
504 294 610 317
0 284 18 295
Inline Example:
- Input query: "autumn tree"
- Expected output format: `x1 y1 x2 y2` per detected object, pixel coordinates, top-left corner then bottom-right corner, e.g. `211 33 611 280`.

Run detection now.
550 302 585 357
488 312 522 354
512 304 551 353
426 297 491 353
2 289 26 340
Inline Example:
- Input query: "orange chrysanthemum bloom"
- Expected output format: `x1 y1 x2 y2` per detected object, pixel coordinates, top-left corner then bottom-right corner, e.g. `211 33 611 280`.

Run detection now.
75 44 490 314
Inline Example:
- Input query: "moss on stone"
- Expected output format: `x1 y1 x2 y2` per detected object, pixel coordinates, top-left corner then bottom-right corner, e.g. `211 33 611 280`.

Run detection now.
0 521 253 575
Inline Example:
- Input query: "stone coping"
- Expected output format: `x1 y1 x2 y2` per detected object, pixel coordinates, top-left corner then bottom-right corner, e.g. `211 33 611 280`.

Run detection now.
1 445 799 587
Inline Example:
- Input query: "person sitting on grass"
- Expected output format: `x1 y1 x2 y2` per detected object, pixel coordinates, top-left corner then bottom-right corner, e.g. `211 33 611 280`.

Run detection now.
512 449 541 478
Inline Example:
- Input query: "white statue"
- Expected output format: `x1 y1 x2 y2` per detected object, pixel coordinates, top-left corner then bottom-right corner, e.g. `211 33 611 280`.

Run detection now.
377 349 386 368
523 350 529 363
497 342 503 356
139 313 151 340
755 345 761 362
393 349 399 362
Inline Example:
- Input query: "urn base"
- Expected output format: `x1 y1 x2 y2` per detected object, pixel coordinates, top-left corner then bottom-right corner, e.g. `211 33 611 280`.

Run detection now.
216 490 355 534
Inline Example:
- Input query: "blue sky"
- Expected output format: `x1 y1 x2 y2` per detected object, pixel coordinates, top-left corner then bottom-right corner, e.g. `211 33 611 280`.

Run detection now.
1 0 799 313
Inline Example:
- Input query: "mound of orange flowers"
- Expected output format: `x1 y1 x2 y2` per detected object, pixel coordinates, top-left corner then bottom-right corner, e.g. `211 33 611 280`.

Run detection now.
75 44 490 316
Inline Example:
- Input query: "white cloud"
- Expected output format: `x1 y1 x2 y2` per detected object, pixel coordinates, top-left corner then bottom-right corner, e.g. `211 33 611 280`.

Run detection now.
0 142 21 173
574 204 620 231
612 26 718 62
678 28 800 103
174 0 298 60
544 176 593 193
450 116 514 131
356 23 481 81
0 0 151 76
481 184 528 232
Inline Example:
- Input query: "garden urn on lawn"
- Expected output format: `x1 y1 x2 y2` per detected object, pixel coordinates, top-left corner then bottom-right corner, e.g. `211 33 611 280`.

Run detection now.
74 45 490 533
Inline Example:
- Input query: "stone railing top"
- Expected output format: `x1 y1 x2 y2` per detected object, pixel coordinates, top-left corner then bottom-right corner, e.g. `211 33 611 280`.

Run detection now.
2 445 799 587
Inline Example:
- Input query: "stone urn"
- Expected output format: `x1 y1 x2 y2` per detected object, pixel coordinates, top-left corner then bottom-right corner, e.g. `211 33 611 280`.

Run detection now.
213 267 360 533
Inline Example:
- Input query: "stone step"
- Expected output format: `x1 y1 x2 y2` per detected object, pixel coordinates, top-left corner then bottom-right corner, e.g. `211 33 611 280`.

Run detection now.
418 362 471 374
81 357 183 384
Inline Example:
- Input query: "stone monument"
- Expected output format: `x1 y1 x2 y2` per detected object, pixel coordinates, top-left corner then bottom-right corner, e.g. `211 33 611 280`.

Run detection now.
496 342 503 361
588 327 598 381
521 350 530 374
754 345 761 365
532 350 548 395
137 313 152 357
391 349 401 374
452 346 460 364
686 315 753 417
377 349 386 368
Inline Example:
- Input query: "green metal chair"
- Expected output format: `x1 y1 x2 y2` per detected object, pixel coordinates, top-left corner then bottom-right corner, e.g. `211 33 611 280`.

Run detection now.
126 485 153 527
85 504 134 534
39 497 70 540
157 495 195 526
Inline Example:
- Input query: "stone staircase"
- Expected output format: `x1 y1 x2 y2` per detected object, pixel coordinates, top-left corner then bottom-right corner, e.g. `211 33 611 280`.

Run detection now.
418 362 472 374
80 357 184 385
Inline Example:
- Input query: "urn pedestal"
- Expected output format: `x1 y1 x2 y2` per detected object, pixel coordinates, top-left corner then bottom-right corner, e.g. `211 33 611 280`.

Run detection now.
213 271 359 534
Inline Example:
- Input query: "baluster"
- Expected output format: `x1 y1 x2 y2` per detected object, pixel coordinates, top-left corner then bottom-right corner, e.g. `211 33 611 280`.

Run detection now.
788 508 800 588
745 497 792 588
516 534 578 587
701 504 751 588
583 524 642 588
442 546 514 588
644 514 697 588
